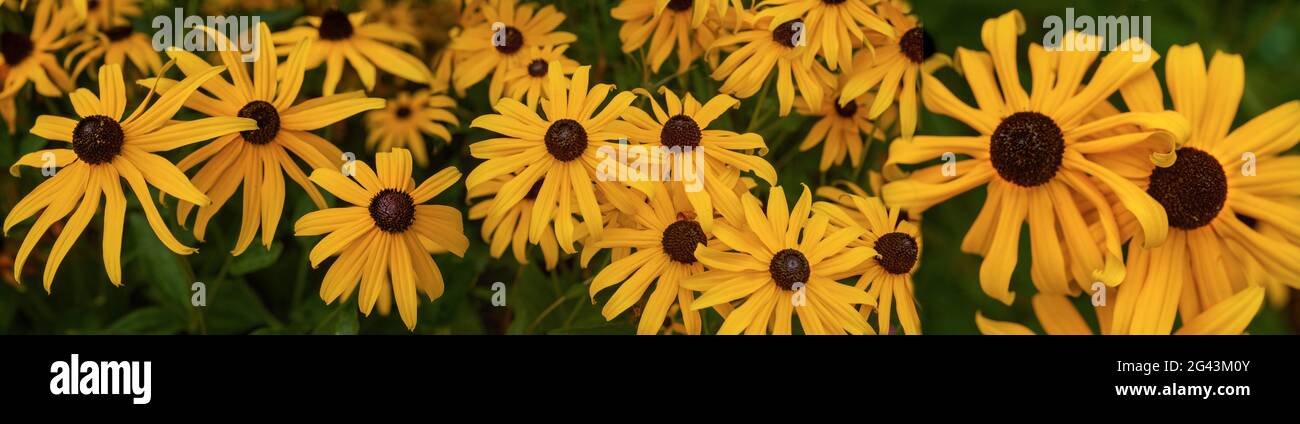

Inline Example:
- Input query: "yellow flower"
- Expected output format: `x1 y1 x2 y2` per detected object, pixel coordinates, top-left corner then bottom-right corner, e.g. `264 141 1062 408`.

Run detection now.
1092 44 1300 334
612 88 774 229
5 63 256 290
67 0 141 33
466 172 587 271
611 0 734 74
448 0 576 103
881 11 1186 304
589 184 722 335
754 0 894 71
364 89 459 167
814 193 922 334
976 286 1265 335
272 8 432 95
501 44 577 108
682 185 877 334
710 14 830 116
0 0 74 99
144 23 385 256
837 1 950 138
295 148 468 330
466 63 641 253
796 72 893 171
63 25 163 81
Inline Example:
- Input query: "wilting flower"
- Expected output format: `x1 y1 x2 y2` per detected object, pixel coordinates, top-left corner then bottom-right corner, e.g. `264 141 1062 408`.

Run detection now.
364 89 459 167
5 63 255 289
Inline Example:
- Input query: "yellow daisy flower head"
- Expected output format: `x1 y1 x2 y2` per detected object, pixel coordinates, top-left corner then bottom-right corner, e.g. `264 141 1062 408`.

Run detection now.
682 185 878 334
797 74 894 171
364 89 459 167
590 184 726 335
5 63 257 290
612 87 775 229
466 172 588 271
67 0 141 33
1 0 74 98
448 0 577 103
272 8 432 96
710 13 831 117
754 0 895 71
977 286 1265 336
837 1 951 139
814 193 922 334
1090 44 1300 335
466 63 640 253
295 148 468 331
881 10 1189 304
144 23 385 256
501 44 577 108
63 25 163 81
611 0 737 74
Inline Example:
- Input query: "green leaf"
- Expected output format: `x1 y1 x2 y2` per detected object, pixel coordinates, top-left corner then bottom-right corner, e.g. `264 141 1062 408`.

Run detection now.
102 307 185 335
229 244 283 276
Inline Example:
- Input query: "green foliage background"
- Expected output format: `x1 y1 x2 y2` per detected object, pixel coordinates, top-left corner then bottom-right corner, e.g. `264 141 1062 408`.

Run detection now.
0 0 1297 334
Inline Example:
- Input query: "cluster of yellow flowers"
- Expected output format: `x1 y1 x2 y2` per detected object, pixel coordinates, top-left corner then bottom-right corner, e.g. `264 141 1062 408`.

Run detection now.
2 0 1297 334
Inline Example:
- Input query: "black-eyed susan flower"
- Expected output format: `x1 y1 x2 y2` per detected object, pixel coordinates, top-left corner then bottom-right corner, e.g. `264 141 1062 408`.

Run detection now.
272 8 433 96
710 14 830 116
364 89 459 167
144 23 385 256
294 148 468 330
611 0 732 74
612 87 775 229
837 1 950 139
4 63 256 290
63 25 163 81
797 73 893 171
501 44 577 108
448 0 576 103
682 185 877 334
976 286 1265 335
590 184 727 335
880 11 1186 304
754 0 894 71
67 0 140 33
466 63 641 253
431 0 488 96
0 0 73 99
466 172 587 271
1090 44 1300 334
814 193 922 334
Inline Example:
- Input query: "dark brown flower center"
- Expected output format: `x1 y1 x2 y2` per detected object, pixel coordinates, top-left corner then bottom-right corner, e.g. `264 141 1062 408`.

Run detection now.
72 115 125 165
395 106 412 119
237 100 281 145
772 19 804 48
104 26 134 42
660 115 702 148
661 219 707 264
527 59 548 77
899 27 935 64
544 119 588 161
318 9 354 41
834 100 858 118
667 0 693 11
369 189 416 233
1 32 34 65
989 111 1064 187
874 232 918 274
1147 147 1227 230
495 26 524 55
769 248 810 291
